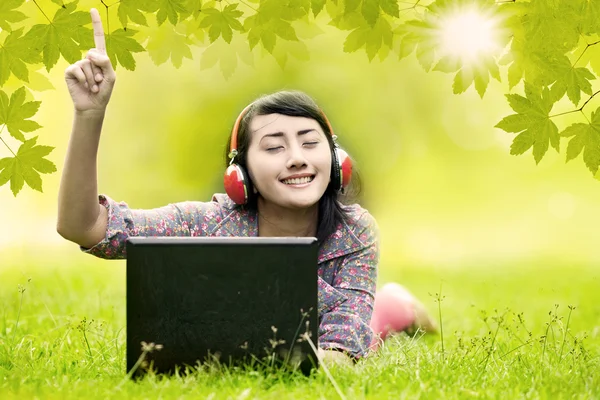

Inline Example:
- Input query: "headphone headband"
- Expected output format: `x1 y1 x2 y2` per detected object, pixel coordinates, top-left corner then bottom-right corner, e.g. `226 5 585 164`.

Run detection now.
228 103 337 158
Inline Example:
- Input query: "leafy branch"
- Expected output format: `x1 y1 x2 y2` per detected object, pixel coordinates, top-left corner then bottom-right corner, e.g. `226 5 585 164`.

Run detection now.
1 0 600 197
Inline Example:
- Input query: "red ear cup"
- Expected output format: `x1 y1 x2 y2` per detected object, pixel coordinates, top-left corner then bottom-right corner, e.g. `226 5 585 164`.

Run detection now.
337 148 353 190
224 164 249 205
331 147 352 192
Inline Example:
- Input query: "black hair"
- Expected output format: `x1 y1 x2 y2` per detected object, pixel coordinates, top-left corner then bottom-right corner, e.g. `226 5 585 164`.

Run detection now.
224 90 362 243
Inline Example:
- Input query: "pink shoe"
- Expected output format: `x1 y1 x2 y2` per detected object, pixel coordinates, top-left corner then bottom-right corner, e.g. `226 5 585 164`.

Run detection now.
369 283 437 351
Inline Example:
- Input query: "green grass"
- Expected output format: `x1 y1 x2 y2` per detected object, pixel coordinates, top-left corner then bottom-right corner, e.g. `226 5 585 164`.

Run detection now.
1 258 598 399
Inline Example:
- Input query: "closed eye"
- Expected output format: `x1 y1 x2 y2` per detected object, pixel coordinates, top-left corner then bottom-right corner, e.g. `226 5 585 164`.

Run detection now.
266 146 283 152
303 142 319 147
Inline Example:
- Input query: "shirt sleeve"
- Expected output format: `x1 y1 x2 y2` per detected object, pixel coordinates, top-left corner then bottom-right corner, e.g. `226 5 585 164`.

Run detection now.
80 194 221 259
317 213 379 360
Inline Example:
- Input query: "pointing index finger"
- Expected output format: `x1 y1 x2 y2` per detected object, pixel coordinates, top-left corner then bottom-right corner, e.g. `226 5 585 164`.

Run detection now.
90 8 106 54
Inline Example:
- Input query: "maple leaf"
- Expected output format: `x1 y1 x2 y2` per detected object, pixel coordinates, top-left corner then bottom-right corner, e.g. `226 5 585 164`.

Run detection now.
199 5 245 44
549 55 595 106
106 29 146 71
200 36 253 79
495 83 559 164
147 23 194 68
311 0 326 17
393 19 438 71
24 1 94 72
521 0 580 56
0 136 56 196
156 0 187 26
360 0 398 27
0 87 42 142
436 54 500 98
244 0 304 53
0 0 27 31
343 17 392 61
271 39 309 69
117 0 158 28
0 28 42 86
560 107 600 175
179 0 204 21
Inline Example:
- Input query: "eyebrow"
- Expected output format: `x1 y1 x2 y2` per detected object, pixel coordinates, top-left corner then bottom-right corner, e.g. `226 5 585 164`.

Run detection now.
259 129 318 143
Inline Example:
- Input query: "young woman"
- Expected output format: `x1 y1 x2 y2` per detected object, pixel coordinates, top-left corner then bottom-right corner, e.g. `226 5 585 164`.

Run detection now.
57 8 435 368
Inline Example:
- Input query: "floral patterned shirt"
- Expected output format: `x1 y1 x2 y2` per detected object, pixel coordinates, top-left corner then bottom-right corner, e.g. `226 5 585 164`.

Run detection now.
81 193 380 359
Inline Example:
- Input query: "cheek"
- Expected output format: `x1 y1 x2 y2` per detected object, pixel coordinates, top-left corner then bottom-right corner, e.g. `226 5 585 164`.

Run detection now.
246 152 272 188
318 148 333 173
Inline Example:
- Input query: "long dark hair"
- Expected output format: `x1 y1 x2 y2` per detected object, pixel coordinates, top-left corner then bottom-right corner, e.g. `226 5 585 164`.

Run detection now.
224 90 362 243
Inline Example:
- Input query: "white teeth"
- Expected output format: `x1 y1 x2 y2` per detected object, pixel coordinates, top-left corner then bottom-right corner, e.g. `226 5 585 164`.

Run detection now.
282 176 314 185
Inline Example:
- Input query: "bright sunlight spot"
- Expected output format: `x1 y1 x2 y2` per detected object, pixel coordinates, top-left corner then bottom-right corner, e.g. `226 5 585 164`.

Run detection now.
439 6 502 63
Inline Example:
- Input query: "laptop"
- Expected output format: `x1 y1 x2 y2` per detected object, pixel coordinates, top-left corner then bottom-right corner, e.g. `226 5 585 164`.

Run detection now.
125 236 320 376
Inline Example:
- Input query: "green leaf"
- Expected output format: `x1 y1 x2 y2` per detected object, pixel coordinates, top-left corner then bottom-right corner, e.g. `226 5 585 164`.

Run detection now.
245 4 301 54
271 38 309 69
361 0 379 27
180 0 204 20
495 83 559 164
394 19 437 71
343 17 392 61
156 0 187 26
504 39 557 89
344 0 361 15
455 55 501 98
24 1 94 72
380 0 399 18
453 68 474 95
521 0 580 55
560 108 600 174
106 29 146 71
433 55 461 73
549 56 595 106
0 87 42 142
200 36 253 79
117 0 158 28
311 0 326 17
0 136 56 195
147 23 194 68
0 0 27 31
5 68 56 92
199 5 244 44
0 28 42 86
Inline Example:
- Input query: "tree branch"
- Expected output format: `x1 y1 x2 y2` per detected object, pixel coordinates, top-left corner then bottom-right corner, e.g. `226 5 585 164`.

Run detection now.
400 0 425 13
549 90 600 118
573 39 600 68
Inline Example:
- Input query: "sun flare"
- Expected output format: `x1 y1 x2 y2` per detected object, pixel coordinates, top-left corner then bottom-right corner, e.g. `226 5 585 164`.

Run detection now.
439 6 503 63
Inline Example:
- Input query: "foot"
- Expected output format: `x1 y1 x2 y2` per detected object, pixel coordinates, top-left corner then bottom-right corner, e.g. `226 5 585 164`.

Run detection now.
369 283 437 348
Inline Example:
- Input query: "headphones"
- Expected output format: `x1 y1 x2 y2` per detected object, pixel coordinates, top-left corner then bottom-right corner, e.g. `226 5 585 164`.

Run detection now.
223 103 353 205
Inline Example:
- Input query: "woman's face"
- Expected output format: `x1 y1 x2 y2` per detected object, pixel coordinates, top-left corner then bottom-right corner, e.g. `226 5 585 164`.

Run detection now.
245 113 332 210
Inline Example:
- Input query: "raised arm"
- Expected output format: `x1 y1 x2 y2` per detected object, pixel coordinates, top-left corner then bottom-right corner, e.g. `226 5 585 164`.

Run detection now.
56 8 117 248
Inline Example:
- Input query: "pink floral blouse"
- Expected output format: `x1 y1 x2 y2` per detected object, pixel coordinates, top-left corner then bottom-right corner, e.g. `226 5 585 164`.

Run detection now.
81 193 380 359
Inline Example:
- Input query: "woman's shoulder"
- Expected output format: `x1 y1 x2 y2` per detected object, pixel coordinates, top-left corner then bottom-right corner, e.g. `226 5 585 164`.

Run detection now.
338 202 379 245
174 193 237 214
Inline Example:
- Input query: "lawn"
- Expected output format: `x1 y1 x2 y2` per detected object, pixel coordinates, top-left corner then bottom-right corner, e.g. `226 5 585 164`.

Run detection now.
1 257 598 399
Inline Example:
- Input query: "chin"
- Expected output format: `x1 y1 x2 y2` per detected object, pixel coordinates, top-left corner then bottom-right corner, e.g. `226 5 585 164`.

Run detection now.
273 192 322 210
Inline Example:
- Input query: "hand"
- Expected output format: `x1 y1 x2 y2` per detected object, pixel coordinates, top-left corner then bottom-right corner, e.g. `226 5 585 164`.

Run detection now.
318 348 353 367
64 8 116 114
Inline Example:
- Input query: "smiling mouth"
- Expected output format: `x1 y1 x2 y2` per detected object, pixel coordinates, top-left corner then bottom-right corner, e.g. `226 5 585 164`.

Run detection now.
281 175 315 185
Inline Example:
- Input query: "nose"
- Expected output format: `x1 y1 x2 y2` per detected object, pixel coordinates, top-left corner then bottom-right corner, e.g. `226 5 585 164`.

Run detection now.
285 143 307 169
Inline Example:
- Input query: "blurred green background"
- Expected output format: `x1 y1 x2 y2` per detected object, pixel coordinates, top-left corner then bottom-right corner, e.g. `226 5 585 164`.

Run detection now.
1 3 599 283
